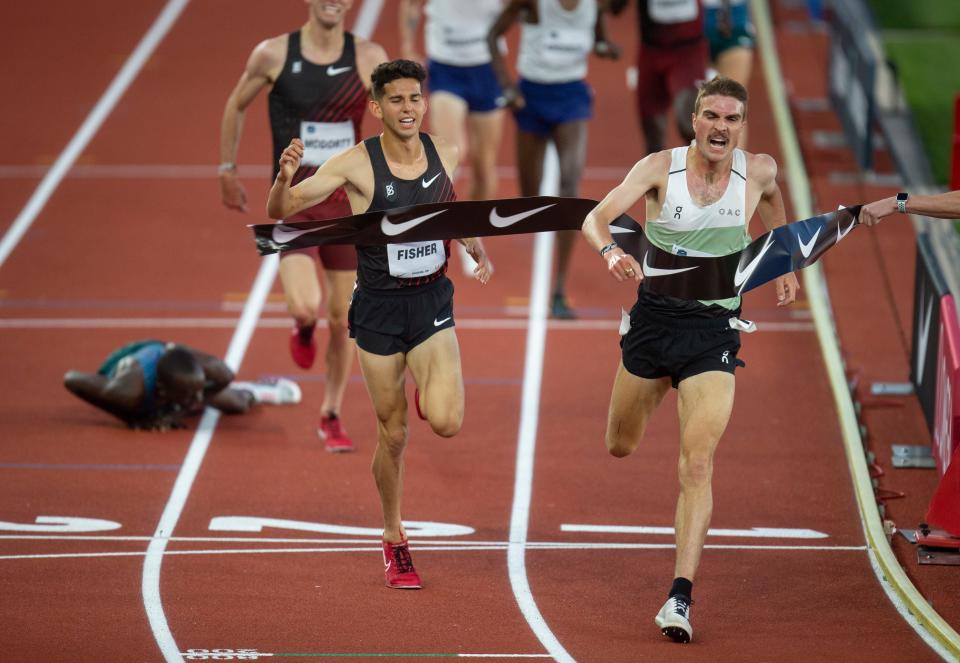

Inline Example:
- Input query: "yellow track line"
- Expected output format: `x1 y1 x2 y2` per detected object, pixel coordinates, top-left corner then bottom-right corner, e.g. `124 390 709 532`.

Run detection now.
750 0 960 659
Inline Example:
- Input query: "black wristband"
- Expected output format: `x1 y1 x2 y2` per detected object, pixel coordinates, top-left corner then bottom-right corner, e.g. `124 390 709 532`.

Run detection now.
599 242 619 257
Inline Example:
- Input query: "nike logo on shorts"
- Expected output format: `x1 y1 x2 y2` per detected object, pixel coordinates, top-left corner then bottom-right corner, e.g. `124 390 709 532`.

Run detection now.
433 316 451 327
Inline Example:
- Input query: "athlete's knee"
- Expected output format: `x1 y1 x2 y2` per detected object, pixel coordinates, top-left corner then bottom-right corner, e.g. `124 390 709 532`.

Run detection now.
606 431 638 458
377 423 409 457
429 408 463 438
678 449 714 488
326 308 349 337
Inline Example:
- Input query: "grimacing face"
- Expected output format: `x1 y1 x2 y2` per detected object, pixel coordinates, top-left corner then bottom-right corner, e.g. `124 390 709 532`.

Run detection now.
692 95 745 163
371 78 426 138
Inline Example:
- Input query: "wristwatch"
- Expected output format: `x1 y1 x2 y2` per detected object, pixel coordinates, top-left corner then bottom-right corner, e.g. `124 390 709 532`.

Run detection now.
896 192 908 213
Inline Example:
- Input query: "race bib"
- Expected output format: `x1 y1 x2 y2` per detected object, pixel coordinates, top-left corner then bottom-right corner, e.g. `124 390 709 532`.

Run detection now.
442 24 491 61
299 120 355 167
541 27 592 68
671 243 716 258
387 241 446 279
649 0 699 23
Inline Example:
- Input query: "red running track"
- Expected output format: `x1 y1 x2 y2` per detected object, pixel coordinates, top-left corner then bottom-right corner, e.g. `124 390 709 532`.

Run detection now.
0 1 945 661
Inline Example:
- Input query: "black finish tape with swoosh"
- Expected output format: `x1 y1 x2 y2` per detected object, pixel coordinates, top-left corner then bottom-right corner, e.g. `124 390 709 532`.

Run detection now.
249 198 862 299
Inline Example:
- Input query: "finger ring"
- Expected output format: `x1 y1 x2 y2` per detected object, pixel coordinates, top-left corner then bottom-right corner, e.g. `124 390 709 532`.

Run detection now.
625 268 634 274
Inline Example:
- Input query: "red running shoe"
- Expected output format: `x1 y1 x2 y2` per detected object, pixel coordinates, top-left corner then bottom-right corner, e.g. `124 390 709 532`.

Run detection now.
382 538 422 589
289 325 317 369
413 388 426 421
319 413 354 453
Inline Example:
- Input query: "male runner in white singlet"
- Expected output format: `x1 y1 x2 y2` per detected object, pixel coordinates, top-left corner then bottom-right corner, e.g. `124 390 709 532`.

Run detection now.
582 76 799 644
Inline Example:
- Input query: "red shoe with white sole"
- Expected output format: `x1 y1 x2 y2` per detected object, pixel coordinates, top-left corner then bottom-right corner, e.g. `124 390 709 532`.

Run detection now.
382 538 422 589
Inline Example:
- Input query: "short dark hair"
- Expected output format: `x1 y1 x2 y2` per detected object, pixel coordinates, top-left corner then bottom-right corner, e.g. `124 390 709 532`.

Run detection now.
157 346 201 383
371 59 427 100
694 76 749 118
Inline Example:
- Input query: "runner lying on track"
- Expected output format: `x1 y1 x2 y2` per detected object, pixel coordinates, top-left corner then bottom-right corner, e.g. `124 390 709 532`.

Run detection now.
582 76 799 644
859 188 960 225
64 340 301 431
267 59 493 590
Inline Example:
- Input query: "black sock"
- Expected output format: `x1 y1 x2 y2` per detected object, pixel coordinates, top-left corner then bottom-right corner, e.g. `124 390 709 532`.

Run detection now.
297 323 315 343
669 577 693 601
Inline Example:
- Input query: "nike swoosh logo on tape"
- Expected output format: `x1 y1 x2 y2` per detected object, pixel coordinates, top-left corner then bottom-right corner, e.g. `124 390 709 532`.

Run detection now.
798 226 821 258
837 214 856 241
489 203 556 228
433 316 451 327
421 173 441 188
733 233 775 292
641 251 699 278
326 65 352 76
380 209 447 236
271 223 337 244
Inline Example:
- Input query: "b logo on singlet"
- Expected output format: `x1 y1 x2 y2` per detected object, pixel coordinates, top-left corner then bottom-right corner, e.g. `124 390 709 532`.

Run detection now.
674 206 683 220
385 182 397 202
292 61 302 74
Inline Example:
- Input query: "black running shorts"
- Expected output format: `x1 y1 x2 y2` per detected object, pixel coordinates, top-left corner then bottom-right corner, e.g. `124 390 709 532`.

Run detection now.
348 277 455 356
620 301 744 388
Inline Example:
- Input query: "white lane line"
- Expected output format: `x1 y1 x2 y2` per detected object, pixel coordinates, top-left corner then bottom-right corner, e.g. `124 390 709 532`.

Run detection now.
507 143 574 662
0 0 191 270
141 255 279 662
561 524 829 539
0 535 850 545
0 317 816 331
0 543 868 561
138 6 382 662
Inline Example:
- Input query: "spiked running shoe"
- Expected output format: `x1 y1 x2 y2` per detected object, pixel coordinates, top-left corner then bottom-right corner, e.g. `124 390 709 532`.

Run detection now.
289 325 317 369
319 413 354 453
382 539 422 589
413 388 426 421
655 595 693 643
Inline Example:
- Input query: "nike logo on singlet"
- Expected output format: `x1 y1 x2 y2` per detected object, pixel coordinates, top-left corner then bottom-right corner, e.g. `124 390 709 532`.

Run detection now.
326 65 352 76
421 173 441 188
489 203 556 228
641 251 700 278
380 209 447 236
272 223 337 244
798 226 820 259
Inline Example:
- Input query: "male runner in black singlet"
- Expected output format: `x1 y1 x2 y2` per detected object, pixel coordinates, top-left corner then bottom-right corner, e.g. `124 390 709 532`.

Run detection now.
219 0 387 452
268 60 493 590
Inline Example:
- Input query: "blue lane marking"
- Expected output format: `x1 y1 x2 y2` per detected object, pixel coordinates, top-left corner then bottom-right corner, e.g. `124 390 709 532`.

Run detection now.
0 463 181 471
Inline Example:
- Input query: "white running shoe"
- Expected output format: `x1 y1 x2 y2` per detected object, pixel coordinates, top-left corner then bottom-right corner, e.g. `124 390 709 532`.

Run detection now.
233 377 302 405
655 595 693 643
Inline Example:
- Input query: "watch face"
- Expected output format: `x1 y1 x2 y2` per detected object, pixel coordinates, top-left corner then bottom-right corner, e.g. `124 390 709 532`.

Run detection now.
896 192 908 201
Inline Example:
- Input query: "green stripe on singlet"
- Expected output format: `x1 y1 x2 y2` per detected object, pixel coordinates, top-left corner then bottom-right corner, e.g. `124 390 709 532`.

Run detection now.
646 224 750 310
